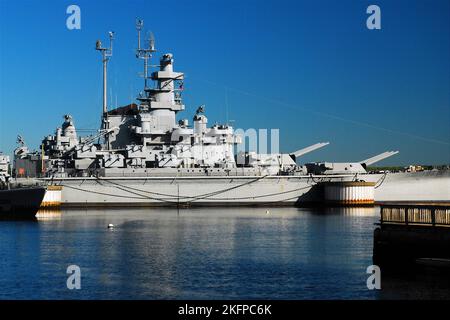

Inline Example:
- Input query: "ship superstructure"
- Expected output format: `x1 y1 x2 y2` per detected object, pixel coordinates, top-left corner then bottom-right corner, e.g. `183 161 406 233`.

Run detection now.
14 20 309 179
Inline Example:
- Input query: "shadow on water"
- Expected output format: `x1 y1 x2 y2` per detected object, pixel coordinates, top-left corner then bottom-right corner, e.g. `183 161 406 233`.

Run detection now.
379 270 450 300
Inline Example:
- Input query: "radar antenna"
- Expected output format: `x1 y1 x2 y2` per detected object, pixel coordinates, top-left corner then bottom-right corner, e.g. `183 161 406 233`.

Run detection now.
16 135 26 147
196 105 205 115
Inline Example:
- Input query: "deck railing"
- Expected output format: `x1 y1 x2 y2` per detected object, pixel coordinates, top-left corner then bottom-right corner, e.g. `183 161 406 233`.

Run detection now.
380 205 450 227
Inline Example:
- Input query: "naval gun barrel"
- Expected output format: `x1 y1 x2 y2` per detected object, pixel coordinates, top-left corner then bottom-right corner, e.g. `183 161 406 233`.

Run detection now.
360 151 399 166
290 142 330 158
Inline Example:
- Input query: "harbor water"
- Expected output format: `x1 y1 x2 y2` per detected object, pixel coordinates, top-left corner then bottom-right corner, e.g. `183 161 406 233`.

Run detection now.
1 207 449 300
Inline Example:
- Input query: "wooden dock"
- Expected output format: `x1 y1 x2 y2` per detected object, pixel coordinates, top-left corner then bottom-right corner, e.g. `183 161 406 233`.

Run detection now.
374 203 450 272
380 203 450 227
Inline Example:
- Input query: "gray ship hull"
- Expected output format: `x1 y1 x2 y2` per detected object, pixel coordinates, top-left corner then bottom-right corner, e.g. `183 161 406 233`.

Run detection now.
36 170 450 207
364 170 450 203
50 175 326 207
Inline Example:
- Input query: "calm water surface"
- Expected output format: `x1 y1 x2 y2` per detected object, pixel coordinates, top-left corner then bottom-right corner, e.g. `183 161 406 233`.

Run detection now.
0 207 448 299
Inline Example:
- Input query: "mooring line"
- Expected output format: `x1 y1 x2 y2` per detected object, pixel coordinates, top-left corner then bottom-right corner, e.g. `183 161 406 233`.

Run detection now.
60 175 314 203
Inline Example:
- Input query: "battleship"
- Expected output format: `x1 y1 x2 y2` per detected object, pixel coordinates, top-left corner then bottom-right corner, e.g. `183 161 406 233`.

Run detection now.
9 20 450 207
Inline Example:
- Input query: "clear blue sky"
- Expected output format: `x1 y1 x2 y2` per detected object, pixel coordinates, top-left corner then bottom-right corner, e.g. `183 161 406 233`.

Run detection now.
0 0 449 165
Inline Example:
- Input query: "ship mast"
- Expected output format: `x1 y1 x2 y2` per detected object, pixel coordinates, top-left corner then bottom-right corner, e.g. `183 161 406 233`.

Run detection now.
135 19 156 91
95 31 114 148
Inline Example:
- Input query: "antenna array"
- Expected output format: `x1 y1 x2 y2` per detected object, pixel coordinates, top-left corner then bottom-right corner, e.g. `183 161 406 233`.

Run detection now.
135 18 156 89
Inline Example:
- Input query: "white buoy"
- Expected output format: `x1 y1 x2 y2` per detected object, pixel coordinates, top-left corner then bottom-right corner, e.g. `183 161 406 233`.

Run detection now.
107 223 114 229
266 210 270 214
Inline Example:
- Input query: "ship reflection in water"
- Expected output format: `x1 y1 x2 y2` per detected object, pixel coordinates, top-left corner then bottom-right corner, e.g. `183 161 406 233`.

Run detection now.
0 207 448 299
35 209 62 221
